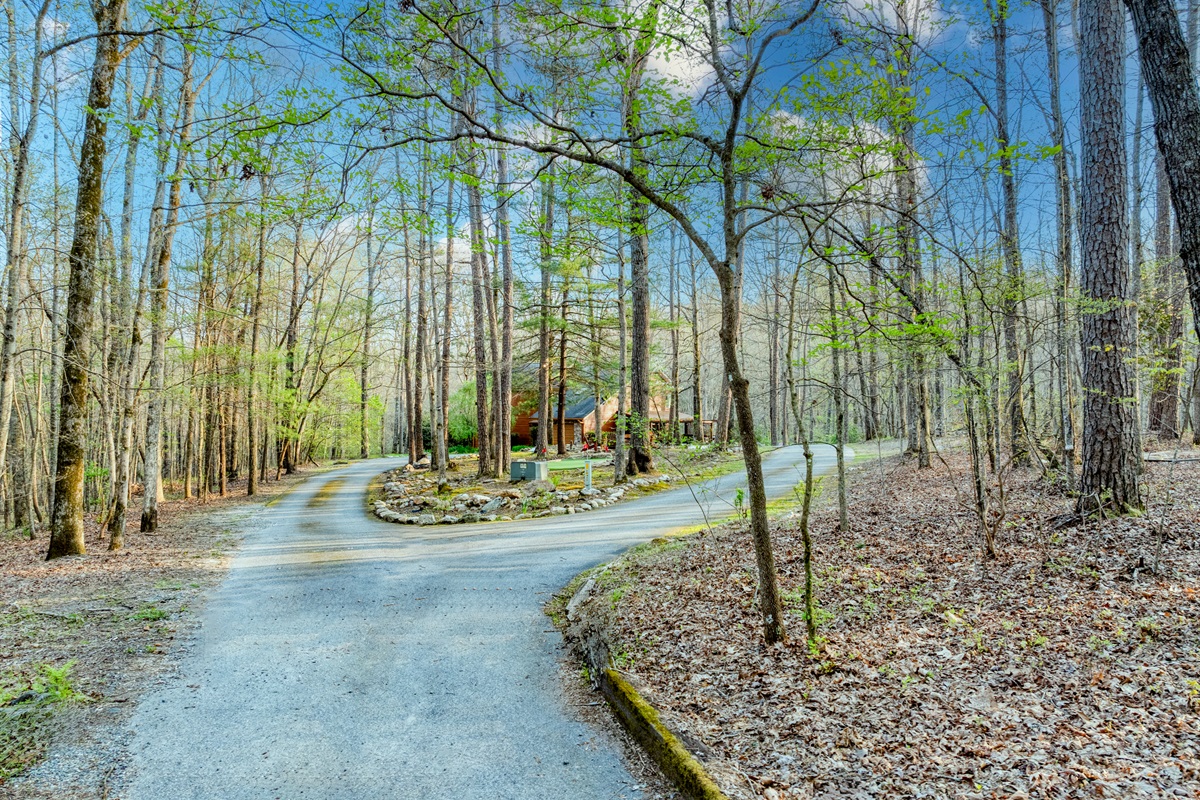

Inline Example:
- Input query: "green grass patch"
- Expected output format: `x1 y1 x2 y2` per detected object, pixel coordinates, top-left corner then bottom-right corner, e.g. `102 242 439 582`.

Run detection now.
547 458 610 471
130 605 168 622
0 661 85 780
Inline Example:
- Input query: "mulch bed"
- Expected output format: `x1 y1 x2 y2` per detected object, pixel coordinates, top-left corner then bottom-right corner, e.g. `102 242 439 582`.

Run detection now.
590 450 1199 799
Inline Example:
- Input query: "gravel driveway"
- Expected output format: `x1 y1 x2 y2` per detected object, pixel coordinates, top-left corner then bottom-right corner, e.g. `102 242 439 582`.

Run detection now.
125 445 839 800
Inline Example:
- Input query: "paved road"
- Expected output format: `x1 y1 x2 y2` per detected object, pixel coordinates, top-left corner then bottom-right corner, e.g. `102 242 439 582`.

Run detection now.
126 445 840 800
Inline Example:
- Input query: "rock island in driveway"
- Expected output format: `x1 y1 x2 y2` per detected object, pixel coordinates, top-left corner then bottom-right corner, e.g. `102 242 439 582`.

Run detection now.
369 445 743 525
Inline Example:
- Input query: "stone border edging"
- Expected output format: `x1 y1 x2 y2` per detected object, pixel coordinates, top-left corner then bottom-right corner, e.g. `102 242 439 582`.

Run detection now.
595 667 730 800
564 577 729 800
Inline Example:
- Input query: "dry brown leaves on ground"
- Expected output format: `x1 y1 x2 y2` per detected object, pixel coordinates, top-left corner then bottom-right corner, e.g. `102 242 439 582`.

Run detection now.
594 452 1199 800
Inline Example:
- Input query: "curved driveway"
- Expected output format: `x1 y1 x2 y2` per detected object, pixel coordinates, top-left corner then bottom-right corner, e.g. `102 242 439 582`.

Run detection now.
127 445 840 800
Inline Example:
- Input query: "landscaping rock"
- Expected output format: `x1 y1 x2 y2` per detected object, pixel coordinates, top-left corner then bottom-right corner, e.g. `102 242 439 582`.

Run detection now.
418 514 436 526
442 515 460 525
480 497 504 514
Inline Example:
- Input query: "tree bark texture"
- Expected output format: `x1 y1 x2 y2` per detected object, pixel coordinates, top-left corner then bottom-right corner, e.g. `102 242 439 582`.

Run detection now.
992 3 1029 466
48 0 131 558
1077 0 1141 513
1126 0 1200 358
141 42 194 532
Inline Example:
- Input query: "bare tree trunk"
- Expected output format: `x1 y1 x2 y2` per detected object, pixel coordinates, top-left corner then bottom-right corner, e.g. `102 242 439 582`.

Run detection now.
690 242 702 442
283 217 302 475
431 185 449 490
826 262 848 533
1126 0 1200 360
440 166 453 475
670 223 680 444
557 287 568 456
768 222 781 446
893 5 932 468
467 138 491 476
107 47 159 547
109 187 158 547
248 172 268 493
360 206 375 460
536 161 554 459
785 258 817 643
493 4 514 475
1147 152 1184 439
617 2 657 473
991 2 1029 467
48 0 133 558
865 250 882 441
627 185 653 472
716 258 785 642
141 42 194 533
0 0 50 494
1077 0 1141 513
614 229 627 480
484 203 501 471
1042 0 1076 489
411 145 428 464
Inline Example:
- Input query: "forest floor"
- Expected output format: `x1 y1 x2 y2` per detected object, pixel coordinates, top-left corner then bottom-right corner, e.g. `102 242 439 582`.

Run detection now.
0 465 341 796
563 444 1200 799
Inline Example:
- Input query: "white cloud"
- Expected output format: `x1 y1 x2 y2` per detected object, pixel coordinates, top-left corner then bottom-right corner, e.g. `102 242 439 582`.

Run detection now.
40 16 69 38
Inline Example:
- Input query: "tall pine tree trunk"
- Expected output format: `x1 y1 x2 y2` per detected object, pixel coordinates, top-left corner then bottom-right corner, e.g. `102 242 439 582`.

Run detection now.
1077 0 1141 513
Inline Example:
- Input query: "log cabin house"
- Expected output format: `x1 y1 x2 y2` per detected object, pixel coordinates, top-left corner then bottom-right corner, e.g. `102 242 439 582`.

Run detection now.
511 382 712 447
